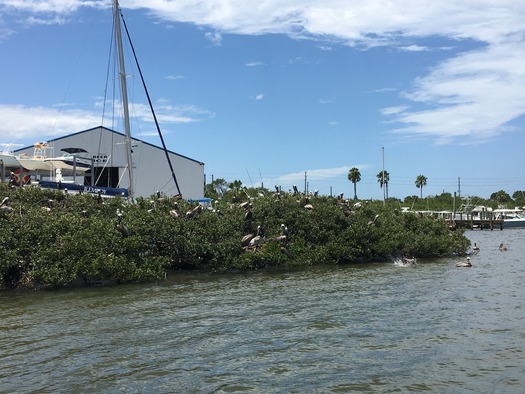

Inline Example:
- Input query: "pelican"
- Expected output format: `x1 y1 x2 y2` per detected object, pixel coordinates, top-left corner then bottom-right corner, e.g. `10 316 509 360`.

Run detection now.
116 208 123 224
456 257 472 267
186 204 203 218
241 233 255 247
274 224 289 245
116 223 130 238
169 202 180 218
367 214 379 226
0 205 12 214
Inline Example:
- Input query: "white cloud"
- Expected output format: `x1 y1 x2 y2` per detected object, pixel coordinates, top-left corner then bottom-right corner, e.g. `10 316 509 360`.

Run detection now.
205 31 222 45
275 165 369 184
245 61 265 67
166 75 185 80
252 94 264 101
3 1 525 145
0 101 214 142
388 42 525 143
399 44 429 52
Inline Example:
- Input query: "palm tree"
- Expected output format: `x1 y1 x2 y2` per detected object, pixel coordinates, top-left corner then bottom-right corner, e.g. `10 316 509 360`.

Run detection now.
347 167 361 200
377 170 390 199
415 175 427 198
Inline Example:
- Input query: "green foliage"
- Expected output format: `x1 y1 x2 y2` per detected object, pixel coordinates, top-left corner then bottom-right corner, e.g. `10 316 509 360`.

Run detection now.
0 183 471 290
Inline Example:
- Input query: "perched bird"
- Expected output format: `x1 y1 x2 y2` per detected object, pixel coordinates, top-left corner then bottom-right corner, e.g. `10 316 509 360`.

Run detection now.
274 224 289 245
0 197 12 213
244 207 253 221
169 202 180 219
241 233 255 247
456 257 472 267
186 204 203 218
0 205 13 214
116 208 123 224
367 214 380 226
116 223 130 238
280 246 293 259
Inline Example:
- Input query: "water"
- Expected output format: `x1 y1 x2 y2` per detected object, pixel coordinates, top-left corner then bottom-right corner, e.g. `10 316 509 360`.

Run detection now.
1 229 524 393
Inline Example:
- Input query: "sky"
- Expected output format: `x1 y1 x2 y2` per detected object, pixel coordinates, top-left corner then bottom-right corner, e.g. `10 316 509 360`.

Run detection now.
1 0 525 201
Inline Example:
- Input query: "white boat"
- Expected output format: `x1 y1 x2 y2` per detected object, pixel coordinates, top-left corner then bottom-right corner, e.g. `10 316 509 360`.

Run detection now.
38 0 180 199
17 142 53 171
0 144 22 167
44 148 91 172
493 208 525 229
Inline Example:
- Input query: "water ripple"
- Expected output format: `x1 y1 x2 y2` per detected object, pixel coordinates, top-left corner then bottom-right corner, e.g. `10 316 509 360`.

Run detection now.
2 230 525 392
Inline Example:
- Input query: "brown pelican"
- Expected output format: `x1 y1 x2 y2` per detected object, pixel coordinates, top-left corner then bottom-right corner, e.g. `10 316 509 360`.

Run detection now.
274 224 289 245
367 214 379 226
248 226 265 249
115 209 129 237
169 202 180 218
186 204 203 218
241 233 255 247
456 257 472 267
0 197 12 214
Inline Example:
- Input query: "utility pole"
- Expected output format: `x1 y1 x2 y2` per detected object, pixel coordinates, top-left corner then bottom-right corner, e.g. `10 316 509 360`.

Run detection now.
304 171 307 194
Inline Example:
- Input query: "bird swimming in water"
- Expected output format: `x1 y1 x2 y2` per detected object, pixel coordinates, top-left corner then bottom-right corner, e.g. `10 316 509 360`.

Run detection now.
456 257 472 267
499 243 507 251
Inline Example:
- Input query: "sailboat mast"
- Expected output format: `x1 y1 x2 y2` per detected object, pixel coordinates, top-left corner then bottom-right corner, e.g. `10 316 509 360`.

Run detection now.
113 0 134 200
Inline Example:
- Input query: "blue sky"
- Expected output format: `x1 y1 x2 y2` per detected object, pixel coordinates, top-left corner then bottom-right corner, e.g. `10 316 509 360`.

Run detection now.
1 0 525 201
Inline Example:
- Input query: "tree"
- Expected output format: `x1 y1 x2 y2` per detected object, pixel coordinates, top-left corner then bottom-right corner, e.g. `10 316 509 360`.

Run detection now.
377 170 390 199
347 167 361 200
490 190 512 205
205 178 228 198
512 190 525 205
415 175 428 198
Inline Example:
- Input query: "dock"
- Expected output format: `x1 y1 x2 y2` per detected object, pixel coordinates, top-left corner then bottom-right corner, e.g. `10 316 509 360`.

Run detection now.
451 213 504 230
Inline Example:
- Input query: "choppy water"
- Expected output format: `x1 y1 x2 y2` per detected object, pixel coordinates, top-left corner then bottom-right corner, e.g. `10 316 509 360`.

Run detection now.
1 229 524 393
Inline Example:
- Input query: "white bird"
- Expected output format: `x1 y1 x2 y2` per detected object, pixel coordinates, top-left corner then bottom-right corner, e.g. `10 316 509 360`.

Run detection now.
456 257 472 267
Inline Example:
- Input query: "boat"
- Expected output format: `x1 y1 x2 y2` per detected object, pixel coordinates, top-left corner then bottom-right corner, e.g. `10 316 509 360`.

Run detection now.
17 142 53 171
493 208 525 229
0 144 22 168
39 180 128 198
44 148 91 172
37 0 180 200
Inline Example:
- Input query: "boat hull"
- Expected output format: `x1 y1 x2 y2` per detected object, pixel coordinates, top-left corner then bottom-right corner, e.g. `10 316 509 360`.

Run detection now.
0 153 20 167
44 157 91 172
502 219 525 229
39 180 128 198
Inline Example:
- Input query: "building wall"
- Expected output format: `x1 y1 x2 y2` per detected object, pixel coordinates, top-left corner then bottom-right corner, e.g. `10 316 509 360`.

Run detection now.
15 126 205 200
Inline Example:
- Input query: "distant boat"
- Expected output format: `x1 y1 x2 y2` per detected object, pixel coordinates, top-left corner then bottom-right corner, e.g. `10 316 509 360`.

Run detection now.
0 143 22 167
493 208 525 229
44 148 91 172
17 142 53 171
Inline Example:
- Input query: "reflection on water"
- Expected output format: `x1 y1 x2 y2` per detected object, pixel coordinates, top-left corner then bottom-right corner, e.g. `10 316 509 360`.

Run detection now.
1 229 525 392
